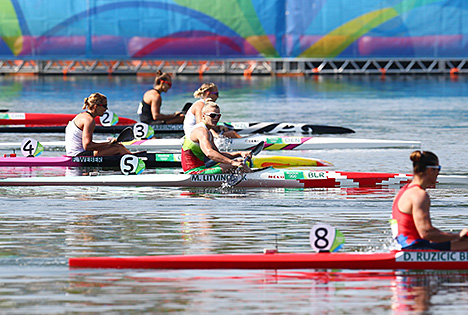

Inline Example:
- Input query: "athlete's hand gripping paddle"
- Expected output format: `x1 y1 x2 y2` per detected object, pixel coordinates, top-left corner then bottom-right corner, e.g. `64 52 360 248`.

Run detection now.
226 141 265 186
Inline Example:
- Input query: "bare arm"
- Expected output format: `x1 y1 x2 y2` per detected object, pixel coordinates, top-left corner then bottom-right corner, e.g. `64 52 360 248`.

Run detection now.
81 117 115 151
194 128 242 167
412 191 461 242
146 92 182 121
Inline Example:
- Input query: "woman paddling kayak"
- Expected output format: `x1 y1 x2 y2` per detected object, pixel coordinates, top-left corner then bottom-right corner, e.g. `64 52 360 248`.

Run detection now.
391 150 468 250
138 70 184 125
65 93 130 156
183 82 240 138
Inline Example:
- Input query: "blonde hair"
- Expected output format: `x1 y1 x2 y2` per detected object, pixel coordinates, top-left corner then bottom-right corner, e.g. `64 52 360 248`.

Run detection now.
83 92 107 110
202 100 219 113
193 83 217 98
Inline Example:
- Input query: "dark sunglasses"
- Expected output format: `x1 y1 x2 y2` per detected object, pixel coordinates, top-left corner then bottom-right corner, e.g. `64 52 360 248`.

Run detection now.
161 80 172 88
98 103 108 110
204 112 221 119
208 91 219 96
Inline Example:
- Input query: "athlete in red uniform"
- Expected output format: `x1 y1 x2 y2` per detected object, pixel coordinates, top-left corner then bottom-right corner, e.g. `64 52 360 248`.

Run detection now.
391 150 468 250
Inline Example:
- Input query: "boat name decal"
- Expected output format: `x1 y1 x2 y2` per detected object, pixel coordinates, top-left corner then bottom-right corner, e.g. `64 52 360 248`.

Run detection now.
306 171 326 179
396 251 468 262
191 173 247 182
72 156 104 163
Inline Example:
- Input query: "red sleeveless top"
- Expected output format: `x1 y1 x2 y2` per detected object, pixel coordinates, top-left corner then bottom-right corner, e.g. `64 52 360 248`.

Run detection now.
392 184 424 248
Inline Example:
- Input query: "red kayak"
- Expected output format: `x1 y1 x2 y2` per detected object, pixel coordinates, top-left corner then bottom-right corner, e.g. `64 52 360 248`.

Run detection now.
69 251 468 270
0 112 136 127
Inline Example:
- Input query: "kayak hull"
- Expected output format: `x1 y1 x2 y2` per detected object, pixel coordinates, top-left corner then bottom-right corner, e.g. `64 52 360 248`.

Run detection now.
69 251 468 270
0 136 421 151
0 168 465 188
0 155 332 168
0 117 354 134
0 113 136 126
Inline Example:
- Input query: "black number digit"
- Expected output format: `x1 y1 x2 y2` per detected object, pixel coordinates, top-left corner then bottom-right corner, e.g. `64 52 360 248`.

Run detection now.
123 156 134 173
314 227 329 249
101 112 110 124
22 140 34 156
135 124 145 138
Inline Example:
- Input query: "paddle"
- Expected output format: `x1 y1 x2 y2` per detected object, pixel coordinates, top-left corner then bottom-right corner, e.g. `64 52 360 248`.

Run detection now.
226 141 265 186
205 140 264 168
181 102 192 114
116 127 134 142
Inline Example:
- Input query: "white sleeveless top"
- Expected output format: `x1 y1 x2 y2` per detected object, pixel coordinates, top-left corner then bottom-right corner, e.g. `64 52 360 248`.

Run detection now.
190 122 212 141
65 120 86 156
183 99 204 136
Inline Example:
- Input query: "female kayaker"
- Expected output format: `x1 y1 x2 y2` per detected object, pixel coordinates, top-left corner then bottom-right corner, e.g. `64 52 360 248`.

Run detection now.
391 150 468 250
65 93 130 156
138 70 184 125
182 101 251 174
183 82 240 138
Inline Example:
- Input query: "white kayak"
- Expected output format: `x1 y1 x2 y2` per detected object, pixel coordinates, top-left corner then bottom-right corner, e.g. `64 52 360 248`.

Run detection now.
0 135 421 152
0 168 465 188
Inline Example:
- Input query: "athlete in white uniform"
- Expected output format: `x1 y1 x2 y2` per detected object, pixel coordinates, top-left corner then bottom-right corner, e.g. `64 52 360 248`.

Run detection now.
65 118 92 156
183 83 241 138
65 92 130 156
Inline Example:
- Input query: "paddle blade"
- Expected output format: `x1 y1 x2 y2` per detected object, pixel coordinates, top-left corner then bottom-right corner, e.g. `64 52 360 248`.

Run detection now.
226 173 245 186
309 224 345 253
251 141 264 156
116 127 134 142
181 102 192 114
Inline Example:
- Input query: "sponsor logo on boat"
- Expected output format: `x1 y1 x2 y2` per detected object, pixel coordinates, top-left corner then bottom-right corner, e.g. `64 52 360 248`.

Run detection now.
6 113 26 120
191 173 247 182
284 170 305 180
396 251 468 262
155 153 177 162
267 175 284 179
258 137 302 145
72 156 104 163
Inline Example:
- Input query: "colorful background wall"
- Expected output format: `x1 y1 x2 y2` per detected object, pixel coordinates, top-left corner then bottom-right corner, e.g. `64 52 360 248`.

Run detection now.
1 0 468 59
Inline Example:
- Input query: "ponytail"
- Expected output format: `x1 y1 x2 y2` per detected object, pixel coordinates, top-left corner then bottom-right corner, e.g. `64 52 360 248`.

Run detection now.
410 150 438 174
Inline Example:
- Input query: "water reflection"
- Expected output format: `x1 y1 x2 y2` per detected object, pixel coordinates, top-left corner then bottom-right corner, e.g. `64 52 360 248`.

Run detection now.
63 269 468 313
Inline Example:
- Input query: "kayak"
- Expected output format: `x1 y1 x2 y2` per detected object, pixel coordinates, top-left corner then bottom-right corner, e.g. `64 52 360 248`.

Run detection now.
0 112 136 127
221 122 354 134
150 122 355 135
0 154 332 169
0 168 465 188
0 117 354 135
69 250 468 270
0 136 421 151
125 136 421 151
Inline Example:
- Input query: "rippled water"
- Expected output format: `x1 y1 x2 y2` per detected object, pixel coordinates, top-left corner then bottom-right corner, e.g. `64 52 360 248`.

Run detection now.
0 74 468 314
